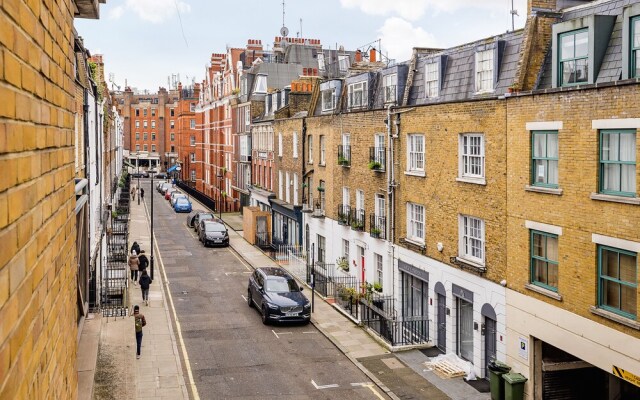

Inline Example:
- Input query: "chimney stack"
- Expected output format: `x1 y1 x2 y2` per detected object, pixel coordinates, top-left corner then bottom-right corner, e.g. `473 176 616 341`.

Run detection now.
355 50 362 62
369 48 376 62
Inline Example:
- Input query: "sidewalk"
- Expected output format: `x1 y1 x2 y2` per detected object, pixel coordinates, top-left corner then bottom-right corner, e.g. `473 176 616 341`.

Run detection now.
80 195 189 400
219 212 490 400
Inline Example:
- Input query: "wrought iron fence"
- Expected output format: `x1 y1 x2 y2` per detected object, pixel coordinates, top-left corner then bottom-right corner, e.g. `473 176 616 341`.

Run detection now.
337 204 351 225
350 209 366 231
337 145 351 166
255 232 270 249
306 262 337 297
369 214 386 240
362 316 430 346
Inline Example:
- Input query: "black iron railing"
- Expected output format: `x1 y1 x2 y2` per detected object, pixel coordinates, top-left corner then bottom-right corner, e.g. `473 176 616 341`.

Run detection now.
337 204 351 225
337 145 351 166
350 209 365 231
369 214 386 239
368 147 385 170
255 232 270 249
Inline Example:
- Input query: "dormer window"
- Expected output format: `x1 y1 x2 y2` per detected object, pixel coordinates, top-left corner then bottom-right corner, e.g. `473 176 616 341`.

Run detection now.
631 16 640 77
383 74 397 103
255 74 267 94
322 88 336 111
559 29 589 86
425 62 439 98
339 55 350 72
475 49 494 93
348 81 368 109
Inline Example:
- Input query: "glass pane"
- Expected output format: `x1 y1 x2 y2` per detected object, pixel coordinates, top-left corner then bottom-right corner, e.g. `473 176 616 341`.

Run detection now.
603 280 620 308
601 249 619 279
619 133 636 162
561 34 574 60
534 259 547 283
561 60 575 84
619 253 637 283
574 31 589 57
547 134 558 158
635 51 640 77
534 134 546 157
459 299 474 361
603 164 621 192
547 263 558 288
547 236 558 262
601 133 616 161
621 285 637 315
634 19 640 47
574 58 588 83
533 233 544 257
621 164 636 193
534 160 547 183
548 160 558 185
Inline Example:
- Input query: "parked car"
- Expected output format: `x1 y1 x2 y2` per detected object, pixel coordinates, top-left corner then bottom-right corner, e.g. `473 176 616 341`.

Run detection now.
154 172 168 179
170 191 186 206
186 210 205 228
173 197 192 213
159 182 171 194
247 267 311 325
164 188 176 200
198 220 229 247
194 213 215 235
130 171 149 178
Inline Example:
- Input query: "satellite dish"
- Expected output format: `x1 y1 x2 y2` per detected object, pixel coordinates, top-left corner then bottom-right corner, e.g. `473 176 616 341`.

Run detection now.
280 26 289 37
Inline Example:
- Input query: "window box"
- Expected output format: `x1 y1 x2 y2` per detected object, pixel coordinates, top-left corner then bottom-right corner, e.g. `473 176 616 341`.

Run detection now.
368 161 382 170
338 145 351 166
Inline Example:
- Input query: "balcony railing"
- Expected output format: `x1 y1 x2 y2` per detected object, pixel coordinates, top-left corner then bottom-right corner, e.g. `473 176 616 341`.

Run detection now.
312 198 325 218
350 209 366 232
368 147 385 171
338 145 351 166
337 204 351 225
369 214 386 239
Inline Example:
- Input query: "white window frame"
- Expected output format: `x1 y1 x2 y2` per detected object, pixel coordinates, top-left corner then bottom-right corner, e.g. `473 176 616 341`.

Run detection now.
285 172 291 203
458 134 485 184
338 55 350 71
308 135 313 164
406 202 425 244
320 135 326 165
475 49 494 93
135 121 140 128
143 120 148 128
383 74 397 103
343 239 350 260
190 152 195 162
255 74 267 94
151 144 156 152
407 134 425 174
190 119 196 129
342 187 350 206
459 215 485 265
374 253 383 285
278 170 283 200
425 62 439 98
356 189 364 211
318 53 326 71
278 133 283 157
348 81 368 108
293 173 298 206
293 131 298 158
322 88 336 112
375 194 385 218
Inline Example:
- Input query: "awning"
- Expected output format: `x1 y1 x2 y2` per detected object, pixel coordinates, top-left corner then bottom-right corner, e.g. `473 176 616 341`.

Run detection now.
124 161 136 168
167 164 180 173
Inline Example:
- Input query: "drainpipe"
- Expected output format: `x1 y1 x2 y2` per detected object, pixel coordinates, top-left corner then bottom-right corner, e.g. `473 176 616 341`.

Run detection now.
386 104 396 302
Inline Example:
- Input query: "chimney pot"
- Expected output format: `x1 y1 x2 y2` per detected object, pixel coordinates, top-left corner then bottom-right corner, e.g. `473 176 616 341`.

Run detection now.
370 48 376 62
355 50 362 62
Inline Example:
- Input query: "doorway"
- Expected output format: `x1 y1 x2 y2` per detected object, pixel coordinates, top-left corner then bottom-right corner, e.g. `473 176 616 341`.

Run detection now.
456 297 474 362
437 293 446 352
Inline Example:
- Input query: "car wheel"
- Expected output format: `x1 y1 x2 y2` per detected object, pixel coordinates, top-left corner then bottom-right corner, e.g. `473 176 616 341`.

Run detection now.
261 306 269 325
247 290 253 308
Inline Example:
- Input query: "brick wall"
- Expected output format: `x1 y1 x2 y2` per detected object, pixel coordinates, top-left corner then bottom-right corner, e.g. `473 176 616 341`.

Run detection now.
0 0 80 398
506 84 640 337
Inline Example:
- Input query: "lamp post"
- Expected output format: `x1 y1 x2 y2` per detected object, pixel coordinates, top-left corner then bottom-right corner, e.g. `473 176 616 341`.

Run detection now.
149 171 155 280
137 159 140 205
217 173 223 219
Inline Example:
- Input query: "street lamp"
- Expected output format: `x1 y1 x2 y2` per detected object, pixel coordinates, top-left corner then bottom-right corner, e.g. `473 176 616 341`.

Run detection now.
137 160 140 205
217 173 223 219
149 171 155 280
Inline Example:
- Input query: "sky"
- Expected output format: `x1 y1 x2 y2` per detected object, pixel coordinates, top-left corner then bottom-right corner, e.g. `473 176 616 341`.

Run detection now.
75 0 528 92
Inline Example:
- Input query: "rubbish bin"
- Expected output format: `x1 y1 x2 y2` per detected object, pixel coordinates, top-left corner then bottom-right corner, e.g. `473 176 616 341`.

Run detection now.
488 360 511 400
503 373 528 400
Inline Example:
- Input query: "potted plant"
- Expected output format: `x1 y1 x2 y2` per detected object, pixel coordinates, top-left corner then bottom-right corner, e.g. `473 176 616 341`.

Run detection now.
221 191 227 197
508 83 520 94
368 160 382 170
351 220 364 231
337 257 349 272
111 210 118 219
317 186 324 192
373 282 383 293
338 155 349 166
370 227 381 238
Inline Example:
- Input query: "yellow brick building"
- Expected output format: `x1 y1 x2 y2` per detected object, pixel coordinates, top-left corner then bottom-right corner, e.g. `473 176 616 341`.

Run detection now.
0 1 106 398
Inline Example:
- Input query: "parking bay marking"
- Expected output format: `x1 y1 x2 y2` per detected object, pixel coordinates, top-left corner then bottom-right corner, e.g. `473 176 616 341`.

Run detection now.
271 330 293 339
311 380 339 390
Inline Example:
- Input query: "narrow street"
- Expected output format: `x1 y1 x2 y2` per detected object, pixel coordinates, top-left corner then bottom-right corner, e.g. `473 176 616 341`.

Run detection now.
144 179 388 399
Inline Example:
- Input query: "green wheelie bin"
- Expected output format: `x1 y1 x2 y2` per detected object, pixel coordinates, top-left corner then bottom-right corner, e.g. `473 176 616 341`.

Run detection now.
503 373 528 400
487 360 511 400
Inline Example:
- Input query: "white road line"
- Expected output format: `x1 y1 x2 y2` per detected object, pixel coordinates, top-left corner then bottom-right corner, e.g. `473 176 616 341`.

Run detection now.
241 295 247 302
311 380 339 390
272 330 280 339
350 382 373 387
302 331 317 334
228 247 253 271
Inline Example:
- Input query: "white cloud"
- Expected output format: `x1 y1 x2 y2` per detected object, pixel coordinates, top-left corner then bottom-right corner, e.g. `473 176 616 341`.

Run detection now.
340 0 523 21
122 0 191 24
378 17 437 62
107 5 125 20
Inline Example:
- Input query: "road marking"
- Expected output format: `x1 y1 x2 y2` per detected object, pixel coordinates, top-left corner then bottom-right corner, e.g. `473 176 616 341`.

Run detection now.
358 383 385 399
272 330 279 339
228 247 253 271
351 382 373 387
241 295 247 302
302 331 317 334
311 380 339 390
143 200 200 400
184 223 197 239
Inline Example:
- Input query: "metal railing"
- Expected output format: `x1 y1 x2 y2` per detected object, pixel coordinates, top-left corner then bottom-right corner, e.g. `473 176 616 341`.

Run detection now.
306 262 336 297
350 209 366 232
337 204 351 225
369 214 386 240
368 147 386 170
363 315 430 346
255 232 270 249
337 145 351 166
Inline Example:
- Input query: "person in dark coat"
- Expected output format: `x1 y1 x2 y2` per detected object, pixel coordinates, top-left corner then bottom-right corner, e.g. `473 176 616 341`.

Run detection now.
131 241 141 256
132 305 146 359
138 250 149 273
140 187 145 200
139 270 152 306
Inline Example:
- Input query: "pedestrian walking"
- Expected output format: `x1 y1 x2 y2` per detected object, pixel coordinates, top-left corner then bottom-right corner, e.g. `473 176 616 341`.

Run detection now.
138 250 149 273
130 185 137 200
140 187 145 201
132 305 146 359
130 241 141 256
139 270 152 306
128 250 140 284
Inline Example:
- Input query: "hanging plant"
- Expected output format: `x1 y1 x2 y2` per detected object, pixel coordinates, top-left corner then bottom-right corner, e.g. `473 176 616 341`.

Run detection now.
317 186 324 192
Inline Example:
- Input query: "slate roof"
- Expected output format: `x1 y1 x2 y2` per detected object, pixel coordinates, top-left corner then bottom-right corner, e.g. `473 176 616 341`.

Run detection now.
409 30 524 105
537 0 629 88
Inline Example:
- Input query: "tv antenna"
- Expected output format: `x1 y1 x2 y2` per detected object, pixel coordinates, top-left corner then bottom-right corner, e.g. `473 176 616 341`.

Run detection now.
510 0 519 31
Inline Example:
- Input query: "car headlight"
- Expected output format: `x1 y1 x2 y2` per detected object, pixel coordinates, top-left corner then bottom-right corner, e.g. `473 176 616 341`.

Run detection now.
303 302 311 309
267 303 279 310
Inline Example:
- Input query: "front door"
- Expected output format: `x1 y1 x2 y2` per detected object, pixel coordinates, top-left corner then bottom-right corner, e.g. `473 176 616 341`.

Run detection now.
457 297 474 362
437 294 446 352
484 317 497 379
256 216 267 245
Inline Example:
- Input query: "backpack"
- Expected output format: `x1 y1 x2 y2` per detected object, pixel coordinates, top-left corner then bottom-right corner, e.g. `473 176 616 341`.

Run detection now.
135 315 145 332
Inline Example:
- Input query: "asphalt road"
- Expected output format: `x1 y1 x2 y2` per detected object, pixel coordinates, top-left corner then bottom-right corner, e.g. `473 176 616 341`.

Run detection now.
143 180 388 400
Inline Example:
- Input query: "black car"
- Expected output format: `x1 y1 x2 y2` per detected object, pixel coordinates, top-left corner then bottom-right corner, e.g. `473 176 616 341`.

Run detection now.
186 210 205 228
194 213 215 235
247 267 311 325
154 172 168 179
130 171 149 178
198 220 229 247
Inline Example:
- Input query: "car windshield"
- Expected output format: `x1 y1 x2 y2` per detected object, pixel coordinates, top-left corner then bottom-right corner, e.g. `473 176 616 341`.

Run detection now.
265 277 299 293
199 214 213 221
176 198 189 205
205 223 226 232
